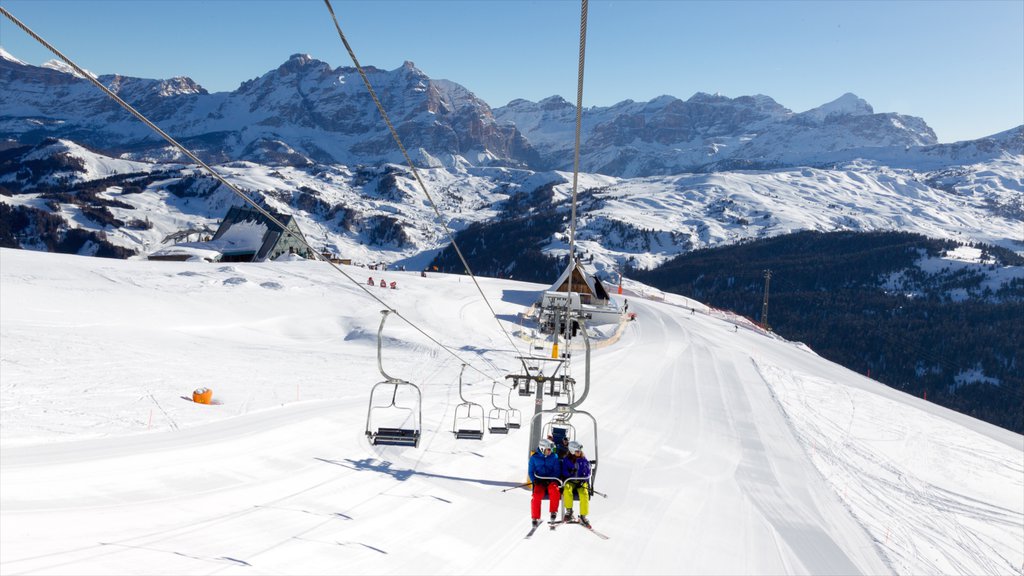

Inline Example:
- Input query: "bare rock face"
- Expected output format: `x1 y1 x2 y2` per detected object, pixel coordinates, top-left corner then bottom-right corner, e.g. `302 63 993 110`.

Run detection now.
3 51 1014 178
0 54 539 168
495 91 941 176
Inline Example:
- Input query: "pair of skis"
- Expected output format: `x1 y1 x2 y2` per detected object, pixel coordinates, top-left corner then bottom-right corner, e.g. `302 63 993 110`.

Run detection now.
525 518 609 540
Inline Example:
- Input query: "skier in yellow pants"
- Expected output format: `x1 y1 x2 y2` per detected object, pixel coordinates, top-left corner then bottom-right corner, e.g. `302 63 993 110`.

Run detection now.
560 440 592 527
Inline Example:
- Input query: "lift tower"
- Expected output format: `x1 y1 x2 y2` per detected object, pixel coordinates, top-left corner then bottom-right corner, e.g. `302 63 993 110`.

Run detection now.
761 269 772 332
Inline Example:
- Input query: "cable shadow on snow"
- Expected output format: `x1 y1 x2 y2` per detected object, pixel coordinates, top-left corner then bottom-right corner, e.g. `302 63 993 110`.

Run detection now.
315 457 522 488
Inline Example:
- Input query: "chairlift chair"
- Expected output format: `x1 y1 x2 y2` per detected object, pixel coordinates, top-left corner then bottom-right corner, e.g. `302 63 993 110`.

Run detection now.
545 375 561 397
528 316 599 498
513 375 535 397
487 381 513 434
452 364 485 440
487 407 509 434
364 310 422 448
505 386 522 429
532 408 598 499
545 374 576 400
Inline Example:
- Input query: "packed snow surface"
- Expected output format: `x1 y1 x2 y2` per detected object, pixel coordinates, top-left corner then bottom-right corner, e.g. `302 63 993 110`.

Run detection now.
1 249 1021 575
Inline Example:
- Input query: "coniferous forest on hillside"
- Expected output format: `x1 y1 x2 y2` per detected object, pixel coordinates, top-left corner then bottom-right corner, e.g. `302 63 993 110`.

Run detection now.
633 231 1024 434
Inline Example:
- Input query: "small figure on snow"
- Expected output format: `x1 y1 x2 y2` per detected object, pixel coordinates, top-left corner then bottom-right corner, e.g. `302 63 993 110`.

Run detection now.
528 438 561 527
379 279 387 288
560 440 592 527
368 276 374 286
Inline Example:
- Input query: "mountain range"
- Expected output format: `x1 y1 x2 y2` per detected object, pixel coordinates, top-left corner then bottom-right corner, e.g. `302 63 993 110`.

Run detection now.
0 48 1021 276
3 50 1021 175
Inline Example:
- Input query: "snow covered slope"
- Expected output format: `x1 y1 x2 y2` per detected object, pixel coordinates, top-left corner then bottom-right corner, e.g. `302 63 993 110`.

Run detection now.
1 248 1020 575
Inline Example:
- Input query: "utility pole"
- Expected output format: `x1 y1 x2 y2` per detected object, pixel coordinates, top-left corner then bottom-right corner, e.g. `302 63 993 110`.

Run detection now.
761 269 772 332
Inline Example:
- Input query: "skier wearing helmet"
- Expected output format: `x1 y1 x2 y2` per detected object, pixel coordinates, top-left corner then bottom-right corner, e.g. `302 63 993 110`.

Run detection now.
560 440 592 527
528 438 561 526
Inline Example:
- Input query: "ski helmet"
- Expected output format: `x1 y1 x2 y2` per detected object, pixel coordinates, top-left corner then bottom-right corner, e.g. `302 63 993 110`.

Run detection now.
568 440 583 453
538 438 555 452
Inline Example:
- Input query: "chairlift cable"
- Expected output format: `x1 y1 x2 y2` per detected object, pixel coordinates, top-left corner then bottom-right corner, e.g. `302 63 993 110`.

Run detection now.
0 5 505 385
565 0 588 348
322 0 527 365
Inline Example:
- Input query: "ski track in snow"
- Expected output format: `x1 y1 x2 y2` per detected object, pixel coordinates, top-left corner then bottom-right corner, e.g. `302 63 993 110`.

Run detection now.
0 248 1021 575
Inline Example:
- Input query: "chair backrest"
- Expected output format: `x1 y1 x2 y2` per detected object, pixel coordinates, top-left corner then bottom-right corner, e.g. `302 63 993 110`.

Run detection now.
551 426 569 446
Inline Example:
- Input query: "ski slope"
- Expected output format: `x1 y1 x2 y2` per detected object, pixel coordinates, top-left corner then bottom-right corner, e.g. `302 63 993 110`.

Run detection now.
1 248 1021 575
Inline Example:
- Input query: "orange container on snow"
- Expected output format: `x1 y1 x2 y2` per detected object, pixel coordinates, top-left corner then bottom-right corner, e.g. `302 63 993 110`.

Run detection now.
193 387 213 404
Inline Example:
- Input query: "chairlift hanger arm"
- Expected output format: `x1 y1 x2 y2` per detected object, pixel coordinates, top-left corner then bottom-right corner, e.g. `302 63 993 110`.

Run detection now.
376 310 402 383
457 363 471 404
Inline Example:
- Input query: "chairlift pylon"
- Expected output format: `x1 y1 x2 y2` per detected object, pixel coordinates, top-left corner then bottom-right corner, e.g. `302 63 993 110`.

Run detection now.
365 310 422 447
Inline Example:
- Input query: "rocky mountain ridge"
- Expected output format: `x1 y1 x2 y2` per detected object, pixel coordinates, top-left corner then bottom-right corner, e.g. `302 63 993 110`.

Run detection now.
0 52 535 170
4 51 1020 177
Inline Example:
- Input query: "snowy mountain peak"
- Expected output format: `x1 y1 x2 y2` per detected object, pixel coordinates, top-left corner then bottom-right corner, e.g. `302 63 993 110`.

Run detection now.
687 91 732 104
0 46 26 65
804 92 874 121
40 58 93 79
538 95 572 109
647 94 680 108
275 53 330 76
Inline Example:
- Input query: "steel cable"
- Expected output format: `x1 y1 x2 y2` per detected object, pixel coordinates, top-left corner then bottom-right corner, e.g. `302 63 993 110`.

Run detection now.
322 0 526 369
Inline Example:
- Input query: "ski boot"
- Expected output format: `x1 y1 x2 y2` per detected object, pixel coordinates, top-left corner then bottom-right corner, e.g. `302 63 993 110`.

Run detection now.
532 518 541 527
550 512 558 523
579 515 590 528
563 509 575 523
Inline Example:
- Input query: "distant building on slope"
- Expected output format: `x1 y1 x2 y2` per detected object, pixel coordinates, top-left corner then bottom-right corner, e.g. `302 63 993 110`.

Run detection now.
538 260 622 330
148 204 312 262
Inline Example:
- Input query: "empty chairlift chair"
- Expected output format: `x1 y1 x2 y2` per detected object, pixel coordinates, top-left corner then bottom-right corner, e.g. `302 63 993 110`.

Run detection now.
506 386 522 430
514 375 535 397
487 381 510 434
365 310 422 447
452 364 485 440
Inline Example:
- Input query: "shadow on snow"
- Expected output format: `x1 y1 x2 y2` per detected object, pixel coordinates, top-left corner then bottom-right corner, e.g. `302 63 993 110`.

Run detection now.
317 457 522 488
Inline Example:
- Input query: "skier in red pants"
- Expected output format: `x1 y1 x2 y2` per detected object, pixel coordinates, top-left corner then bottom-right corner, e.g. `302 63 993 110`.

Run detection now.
528 438 561 526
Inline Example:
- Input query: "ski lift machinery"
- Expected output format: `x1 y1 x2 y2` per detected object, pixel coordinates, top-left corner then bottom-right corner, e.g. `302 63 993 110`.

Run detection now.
365 310 423 447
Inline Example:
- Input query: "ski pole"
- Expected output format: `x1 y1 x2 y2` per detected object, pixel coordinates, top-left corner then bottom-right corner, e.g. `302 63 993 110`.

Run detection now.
502 481 532 493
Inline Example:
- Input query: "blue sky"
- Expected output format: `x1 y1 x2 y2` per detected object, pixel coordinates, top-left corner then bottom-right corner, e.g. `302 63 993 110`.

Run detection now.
2 0 1022 143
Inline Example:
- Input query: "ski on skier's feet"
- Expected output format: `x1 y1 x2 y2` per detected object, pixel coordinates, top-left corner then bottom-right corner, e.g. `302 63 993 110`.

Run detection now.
540 517 608 539
525 521 543 539
576 522 609 539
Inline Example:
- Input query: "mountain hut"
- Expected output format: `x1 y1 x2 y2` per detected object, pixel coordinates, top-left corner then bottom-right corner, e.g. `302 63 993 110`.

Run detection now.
148 204 312 263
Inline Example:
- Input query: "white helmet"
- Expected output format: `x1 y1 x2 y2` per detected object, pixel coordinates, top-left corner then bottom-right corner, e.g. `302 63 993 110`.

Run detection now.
568 440 583 453
538 438 555 452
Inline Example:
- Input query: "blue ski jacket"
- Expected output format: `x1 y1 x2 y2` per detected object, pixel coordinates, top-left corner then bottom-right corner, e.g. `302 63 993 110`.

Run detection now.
528 450 560 482
561 454 591 481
